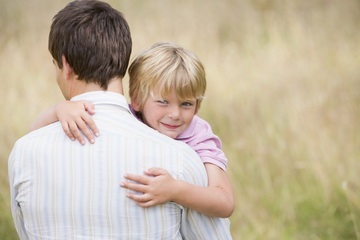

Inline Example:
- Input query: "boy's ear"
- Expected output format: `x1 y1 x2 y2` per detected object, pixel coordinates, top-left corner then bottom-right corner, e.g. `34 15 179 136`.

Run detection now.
130 100 141 111
61 55 74 80
194 101 200 115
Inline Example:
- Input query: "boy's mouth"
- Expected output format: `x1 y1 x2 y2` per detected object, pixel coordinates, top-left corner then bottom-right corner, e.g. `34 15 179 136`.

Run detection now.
161 122 180 130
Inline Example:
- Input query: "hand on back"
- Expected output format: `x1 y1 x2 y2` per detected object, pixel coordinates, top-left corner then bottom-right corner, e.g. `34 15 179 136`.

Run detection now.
120 168 178 207
56 100 99 145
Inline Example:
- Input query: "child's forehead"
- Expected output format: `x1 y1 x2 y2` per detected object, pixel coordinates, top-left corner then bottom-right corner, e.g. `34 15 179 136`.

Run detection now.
150 87 196 100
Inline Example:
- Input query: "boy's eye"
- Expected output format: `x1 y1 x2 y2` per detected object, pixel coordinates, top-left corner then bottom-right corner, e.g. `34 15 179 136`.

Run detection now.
182 101 195 107
156 99 168 104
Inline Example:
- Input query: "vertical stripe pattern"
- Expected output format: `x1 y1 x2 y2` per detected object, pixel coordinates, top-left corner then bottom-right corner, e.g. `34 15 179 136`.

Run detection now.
9 92 231 240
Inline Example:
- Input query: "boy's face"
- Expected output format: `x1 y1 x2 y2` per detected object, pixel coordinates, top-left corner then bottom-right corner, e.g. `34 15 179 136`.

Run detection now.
138 87 197 139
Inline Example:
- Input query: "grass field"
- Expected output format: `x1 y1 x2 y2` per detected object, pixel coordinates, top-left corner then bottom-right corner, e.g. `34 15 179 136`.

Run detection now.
1 0 360 239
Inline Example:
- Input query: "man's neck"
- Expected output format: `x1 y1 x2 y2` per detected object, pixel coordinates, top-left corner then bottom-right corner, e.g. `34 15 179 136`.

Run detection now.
107 78 124 94
68 77 124 99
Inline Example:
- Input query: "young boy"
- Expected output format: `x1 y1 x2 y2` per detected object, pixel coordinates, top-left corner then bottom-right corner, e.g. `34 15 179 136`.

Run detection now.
31 42 234 218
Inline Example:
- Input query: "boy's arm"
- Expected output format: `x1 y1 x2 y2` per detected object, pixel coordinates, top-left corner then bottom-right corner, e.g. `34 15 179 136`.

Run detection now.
121 163 234 218
30 104 59 131
30 101 99 144
121 116 234 217
182 163 234 217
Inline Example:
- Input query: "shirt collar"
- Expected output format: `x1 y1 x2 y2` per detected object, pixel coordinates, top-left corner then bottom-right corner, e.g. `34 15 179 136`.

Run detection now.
71 91 131 114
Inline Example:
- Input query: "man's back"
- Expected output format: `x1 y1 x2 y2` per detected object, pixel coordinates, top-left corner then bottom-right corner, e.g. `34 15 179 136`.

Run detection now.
9 92 231 239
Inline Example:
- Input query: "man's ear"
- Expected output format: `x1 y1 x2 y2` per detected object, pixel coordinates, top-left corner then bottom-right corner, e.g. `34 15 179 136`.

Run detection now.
61 55 74 80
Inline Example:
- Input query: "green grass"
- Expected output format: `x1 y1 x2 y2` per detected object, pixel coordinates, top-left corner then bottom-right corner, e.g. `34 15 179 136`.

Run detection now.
1 0 360 239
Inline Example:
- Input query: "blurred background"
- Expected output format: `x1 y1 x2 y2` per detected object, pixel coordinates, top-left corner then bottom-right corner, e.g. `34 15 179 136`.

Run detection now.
1 0 360 239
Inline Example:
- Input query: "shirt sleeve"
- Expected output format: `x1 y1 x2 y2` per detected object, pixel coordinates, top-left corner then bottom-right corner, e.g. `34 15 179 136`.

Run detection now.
187 117 228 171
181 209 232 240
8 143 29 240
178 145 232 239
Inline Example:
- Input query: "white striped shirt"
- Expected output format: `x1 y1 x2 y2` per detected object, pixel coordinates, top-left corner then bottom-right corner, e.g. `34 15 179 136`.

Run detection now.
9 91 231 240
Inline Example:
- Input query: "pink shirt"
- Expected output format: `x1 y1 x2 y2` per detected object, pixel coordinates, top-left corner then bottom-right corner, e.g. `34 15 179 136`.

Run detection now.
130 107 228 171
176 115 228 171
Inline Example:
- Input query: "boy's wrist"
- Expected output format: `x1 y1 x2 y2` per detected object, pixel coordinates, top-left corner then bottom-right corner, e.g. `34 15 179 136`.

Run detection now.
54 100 68 119
171 180 186 203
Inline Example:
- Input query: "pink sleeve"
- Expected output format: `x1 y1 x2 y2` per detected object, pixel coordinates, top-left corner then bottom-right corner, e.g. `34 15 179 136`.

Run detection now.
182 116 228 171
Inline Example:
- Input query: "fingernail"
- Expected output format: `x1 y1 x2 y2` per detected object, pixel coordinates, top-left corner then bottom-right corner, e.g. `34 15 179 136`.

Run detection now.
95 132 100 137
120 182 124 187
90 139 95 144
71 138 75 141
81 141 85 145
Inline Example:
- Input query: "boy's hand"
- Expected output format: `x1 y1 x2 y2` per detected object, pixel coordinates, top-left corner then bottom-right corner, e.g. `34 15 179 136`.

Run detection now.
56 100 99 145
120 168 178 207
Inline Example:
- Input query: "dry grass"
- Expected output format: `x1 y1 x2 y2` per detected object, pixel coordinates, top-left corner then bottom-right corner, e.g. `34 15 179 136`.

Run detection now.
1 0 360 239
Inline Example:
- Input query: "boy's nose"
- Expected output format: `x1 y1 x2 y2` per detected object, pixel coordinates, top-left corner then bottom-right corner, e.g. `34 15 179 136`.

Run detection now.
168 106 180 119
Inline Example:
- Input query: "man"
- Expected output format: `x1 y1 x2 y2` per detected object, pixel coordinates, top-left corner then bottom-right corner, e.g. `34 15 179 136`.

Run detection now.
8 0 232 239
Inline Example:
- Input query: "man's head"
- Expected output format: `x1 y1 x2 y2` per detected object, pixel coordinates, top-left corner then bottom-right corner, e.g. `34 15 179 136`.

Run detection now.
49 0 132 95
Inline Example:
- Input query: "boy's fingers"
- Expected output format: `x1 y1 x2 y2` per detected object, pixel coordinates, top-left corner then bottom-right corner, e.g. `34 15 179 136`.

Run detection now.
68 121 85 145
127 193 151 203
76 118 95 144
121 181 147 193
145 167 167 176
129 195 156 207
138 203 153 208
124 174 150 185
81 114 99 137
127 193 159 208
83 101 96 115
61 121 75 141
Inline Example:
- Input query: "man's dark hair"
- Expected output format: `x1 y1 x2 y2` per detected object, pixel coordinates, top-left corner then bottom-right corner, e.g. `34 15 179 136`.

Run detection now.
48 0 132 89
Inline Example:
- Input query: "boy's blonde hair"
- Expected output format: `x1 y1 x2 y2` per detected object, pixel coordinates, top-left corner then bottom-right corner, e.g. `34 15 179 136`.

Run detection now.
129 42 206 112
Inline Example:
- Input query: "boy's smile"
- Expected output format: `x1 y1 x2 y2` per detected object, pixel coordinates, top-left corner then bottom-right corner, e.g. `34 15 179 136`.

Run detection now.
140 87 197 139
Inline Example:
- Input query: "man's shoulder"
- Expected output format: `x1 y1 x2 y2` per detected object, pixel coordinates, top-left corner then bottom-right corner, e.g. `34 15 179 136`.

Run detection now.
9 122 63 167
22 122 62 138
